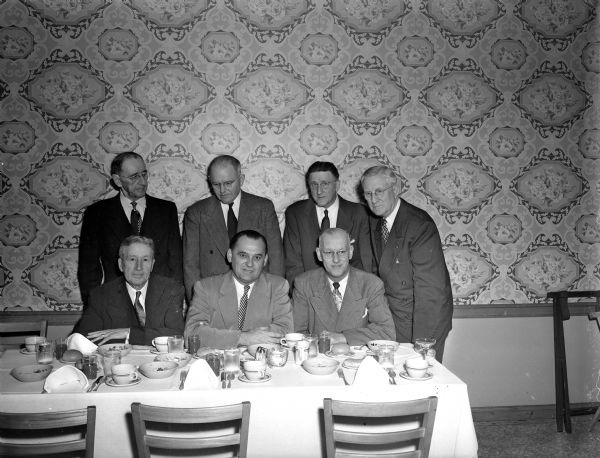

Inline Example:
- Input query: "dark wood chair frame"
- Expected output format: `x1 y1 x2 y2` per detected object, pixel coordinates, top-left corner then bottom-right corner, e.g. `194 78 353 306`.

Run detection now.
0 319 47 348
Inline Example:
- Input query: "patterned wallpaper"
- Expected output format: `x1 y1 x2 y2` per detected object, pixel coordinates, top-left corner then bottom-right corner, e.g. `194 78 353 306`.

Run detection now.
0 0 598 312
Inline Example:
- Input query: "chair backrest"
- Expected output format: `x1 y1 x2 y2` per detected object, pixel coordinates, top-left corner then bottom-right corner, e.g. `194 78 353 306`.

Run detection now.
0 406 96 457
0 319 47 348
131 401 251 458
547 290 600 321
323 397 438 458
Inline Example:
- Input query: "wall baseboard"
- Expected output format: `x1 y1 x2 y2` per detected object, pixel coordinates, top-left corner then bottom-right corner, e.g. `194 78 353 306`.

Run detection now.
472 403 599 422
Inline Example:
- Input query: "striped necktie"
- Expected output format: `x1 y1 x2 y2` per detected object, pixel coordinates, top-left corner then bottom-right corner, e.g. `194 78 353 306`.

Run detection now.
134 291 145 327
131 201 142 235
321 209 330 232
381 218 389 247
332 282 342 312
238 285 249 330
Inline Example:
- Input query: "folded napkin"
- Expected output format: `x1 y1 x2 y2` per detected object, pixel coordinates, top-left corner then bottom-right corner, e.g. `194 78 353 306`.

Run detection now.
352 356 390 386
66 333 97 355
44 365 89 393
182 359 219 390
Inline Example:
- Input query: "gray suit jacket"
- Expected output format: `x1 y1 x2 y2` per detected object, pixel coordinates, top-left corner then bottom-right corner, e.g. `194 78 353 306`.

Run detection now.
292 267 395 345
184 271 293 349
182 191 284 301
283 196 372 288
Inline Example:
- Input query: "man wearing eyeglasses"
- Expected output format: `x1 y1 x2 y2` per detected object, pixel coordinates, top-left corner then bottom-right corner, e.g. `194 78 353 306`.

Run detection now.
361 166 453 361
292 228 394 345
182 155 284 302
283 161 371 288
78 152 183 304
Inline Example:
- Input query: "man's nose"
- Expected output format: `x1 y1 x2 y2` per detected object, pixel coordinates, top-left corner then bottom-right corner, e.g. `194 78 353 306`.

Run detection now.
246 256 254 267
332 252 341 262
135 259 143 270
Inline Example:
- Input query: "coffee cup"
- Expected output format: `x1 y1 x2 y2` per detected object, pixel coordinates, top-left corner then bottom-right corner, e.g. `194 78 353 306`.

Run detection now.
25 336 46 353
405 356 429 378
242 360 267 380
280 333 304 348
111 363 139 385
152 336 169 353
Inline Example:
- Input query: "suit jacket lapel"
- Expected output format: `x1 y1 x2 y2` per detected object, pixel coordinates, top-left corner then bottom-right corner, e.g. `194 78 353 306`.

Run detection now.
337 269 363 330
302 201 320 248
203 196 229 257
218 272 239 329
106 195 130 240
140 195 155 236
144 275 163 326
337 197 351 230
380 199 407 267
311 272 339 331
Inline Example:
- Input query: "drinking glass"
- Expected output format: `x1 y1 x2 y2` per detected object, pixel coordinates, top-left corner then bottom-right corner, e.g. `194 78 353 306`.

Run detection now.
168 335 184 353
266 346 288 367
54 337 68 360
414 337 436 360
101 350 122 377
305 335 318 357
376 344 395 369
318 331 331 354
78 355 98 379
187 335 201 355
223 348 240 373
36 341 54 364
205 353 221 376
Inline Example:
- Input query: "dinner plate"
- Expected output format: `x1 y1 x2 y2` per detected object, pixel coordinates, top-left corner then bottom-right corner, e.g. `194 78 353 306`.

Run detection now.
398 371 432 381
238 373 271 383
105 377 141 387
20 348 36 355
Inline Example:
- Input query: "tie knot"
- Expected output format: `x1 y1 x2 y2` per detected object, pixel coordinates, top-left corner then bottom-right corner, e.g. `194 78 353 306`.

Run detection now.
324 209 328 216
333 281 340 291
244 284 250 294
229 202 234 209
131 201 137 209
135 290 141 299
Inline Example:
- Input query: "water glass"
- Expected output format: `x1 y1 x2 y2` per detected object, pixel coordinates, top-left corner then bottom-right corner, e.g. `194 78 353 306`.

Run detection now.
54 337 68 360
167 335 184 353
305 335 318 357
266 346 288 367
223 348 240 373
376 344 395 369
318 331 331 354
205 353 221 376
101 350 122 376
187 335 201 355
36 341 54 364
79 355 98 379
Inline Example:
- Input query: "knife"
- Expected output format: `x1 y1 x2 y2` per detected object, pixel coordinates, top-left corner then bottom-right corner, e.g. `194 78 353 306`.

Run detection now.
179 370 188 390
88 376 103 392
221 371 227 389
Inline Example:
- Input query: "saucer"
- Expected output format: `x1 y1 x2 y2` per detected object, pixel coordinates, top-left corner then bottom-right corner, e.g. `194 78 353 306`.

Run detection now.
20 348 36 355
238 373 271 383
324 351 352 359
398 371 432 381
150 349 167 355
106 377 141 387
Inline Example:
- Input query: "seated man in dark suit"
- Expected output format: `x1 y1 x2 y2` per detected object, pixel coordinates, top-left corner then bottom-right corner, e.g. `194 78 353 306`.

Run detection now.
292 228 395 346
74 235 185 345
284 161 371 288
185 230 293 349
78 152 182 304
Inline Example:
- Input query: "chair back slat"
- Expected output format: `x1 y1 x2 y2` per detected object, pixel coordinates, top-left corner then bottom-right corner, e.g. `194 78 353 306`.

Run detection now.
0 319 47 348
336 452 422 458
146 434 241 450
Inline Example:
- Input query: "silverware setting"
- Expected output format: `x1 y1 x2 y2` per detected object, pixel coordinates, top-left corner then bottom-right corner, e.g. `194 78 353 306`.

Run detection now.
87 375 104 392
179 370 188 390
227 372 234 389
387 369 397 385
221 371 227 389
337 367 346 385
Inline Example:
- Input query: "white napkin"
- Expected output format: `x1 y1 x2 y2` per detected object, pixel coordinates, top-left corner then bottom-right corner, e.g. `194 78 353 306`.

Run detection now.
44 365 89 393
66 333 97 355
182 359 219 390
352 356 389 386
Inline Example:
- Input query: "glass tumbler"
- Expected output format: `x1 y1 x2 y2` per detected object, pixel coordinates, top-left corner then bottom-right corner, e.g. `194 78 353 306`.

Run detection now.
36 341 54 364
168 335 184 353
376 344 395 369
223 348 240 373
101 350 122 377
187 335 201 355
54 337 68 361
205 353 222 376
266 346 288 367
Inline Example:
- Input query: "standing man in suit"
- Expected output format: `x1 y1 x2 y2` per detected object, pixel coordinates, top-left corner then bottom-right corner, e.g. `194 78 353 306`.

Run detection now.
185 230 293 349
77 152 182 304
74 236 185 345
182 155 284 301
283 161 371 288
292 228 395 345
361 166 453 361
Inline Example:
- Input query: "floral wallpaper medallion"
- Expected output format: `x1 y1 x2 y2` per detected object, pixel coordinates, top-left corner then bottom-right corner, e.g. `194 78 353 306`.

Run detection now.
0 214 37 247
98 121 140 154
509 234 584 300
488 126 525 158
201 31 240 64
125 51 216 133
0 79 7 102
0 26 34 60
511 148 588 224
125 0 215 41
419 58 502 137
443 234 497 304
396 36 434 68
515 0 594 51
513 61 591 138
98 28 139 62
299 124 339 157
581 42 600 73
395 125 433 157
421 0 505 48
578 129 600 159
0 121 36 154
418 146 500 224
300 33 339 66
326 0 409 46
201 123 241 156
21 0 108 39
486 214 523 244
326 55 409 135
575 215 600 244
490 39 527 70
225 0 311 43
226 54 314 135
19 49 113 132
0 170 8 197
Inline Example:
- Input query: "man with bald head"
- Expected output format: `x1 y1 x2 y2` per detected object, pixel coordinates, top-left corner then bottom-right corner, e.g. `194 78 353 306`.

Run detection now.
292 228 394 346
361 166 453 361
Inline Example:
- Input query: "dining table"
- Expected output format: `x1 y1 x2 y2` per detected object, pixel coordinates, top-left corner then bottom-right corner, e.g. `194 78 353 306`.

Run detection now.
0 344 478 458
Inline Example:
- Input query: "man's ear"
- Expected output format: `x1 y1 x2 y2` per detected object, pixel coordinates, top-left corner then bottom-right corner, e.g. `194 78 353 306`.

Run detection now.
150 258 155 271
315 247 323 262
348 243 354 260
262 253 269 268
112 174 122 189
239 173 245 187
118 258 124 273
226 248 232 264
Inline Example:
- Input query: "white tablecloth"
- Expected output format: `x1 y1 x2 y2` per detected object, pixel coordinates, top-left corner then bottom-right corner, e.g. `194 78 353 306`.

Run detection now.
0 346 478 457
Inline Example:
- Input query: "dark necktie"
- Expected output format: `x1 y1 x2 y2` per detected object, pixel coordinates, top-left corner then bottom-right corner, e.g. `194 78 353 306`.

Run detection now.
131 201 142 235
321 209 330 232
381 218 389 247
332 281 342 312
238 285 250 330
227 203 237 240
134 291 145 327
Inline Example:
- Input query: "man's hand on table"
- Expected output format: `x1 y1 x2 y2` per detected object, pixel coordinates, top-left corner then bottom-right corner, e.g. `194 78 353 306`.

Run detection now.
239 329 282 346
87 328 129 344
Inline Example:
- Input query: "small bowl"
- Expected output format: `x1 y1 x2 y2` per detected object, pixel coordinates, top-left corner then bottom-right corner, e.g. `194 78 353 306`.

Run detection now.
154 352 192 368
11 364 53 382
97 343 132 357
366 340 399 352
139 361 178 379
302 357 339 375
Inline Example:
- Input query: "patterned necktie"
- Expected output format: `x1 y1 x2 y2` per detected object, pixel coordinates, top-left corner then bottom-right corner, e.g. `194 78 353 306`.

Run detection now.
134 291 145 327
332 282 342 312
238 284 250 330
321 209 330 232
131 201 142 235
227 202 237 240
381 218 389 247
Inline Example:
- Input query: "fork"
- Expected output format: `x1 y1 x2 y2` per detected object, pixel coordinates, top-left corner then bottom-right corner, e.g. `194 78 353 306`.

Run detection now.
337 367 347 385
179 370 188 390
227 372 234 389
387 369 397 385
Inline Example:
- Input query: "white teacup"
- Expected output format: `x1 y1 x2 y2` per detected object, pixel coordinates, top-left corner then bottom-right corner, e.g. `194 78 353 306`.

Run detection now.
405 356 429 378
152 336 169 353
25 336 46 353
280 333 304 348
242 359 267 372
111 363 139 385
243 369 266 381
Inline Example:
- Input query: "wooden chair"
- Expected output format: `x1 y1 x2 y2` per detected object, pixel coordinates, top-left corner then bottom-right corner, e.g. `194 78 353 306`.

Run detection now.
0 406 96 457
323 397 438 458
590 310 600 432
0 319 47 349
131 401 251 458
